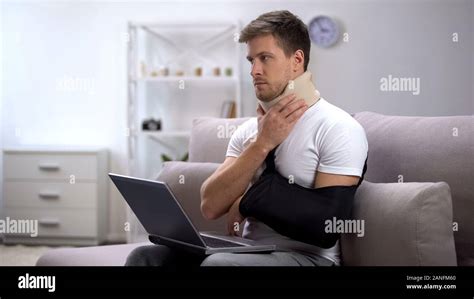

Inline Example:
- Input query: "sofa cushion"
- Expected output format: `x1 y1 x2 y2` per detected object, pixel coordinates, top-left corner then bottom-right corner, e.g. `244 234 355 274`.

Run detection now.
341 180 456 266
157 161 224 234
188 117 251 163
353 111 473 265
35 242 152 266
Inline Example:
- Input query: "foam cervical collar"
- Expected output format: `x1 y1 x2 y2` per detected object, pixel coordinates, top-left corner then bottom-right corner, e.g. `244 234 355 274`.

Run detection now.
258 71 321 113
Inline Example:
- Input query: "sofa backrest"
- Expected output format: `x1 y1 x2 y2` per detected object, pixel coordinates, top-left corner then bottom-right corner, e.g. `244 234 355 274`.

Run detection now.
353 111 474 266
185 113 468 265
189 117 251 163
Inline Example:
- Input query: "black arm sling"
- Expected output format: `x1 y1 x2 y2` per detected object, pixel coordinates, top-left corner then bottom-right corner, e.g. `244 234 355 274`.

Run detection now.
239 146 368 249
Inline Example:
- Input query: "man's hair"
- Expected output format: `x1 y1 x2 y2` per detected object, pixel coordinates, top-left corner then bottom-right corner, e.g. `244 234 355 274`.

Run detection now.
239 10 311 71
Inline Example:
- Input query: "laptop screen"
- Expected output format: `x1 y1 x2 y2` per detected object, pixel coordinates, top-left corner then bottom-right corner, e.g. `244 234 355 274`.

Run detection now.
109 174 205 247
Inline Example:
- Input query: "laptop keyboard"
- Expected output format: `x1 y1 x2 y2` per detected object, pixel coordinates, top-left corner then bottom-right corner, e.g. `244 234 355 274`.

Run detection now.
201 235 245 248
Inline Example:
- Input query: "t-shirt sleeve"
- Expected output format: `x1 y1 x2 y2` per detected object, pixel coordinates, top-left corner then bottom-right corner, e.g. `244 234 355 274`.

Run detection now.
317 120 368 177
226 119 257 158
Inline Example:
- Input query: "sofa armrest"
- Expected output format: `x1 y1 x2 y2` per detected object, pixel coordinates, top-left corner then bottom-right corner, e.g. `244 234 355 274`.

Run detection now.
36 242 152 266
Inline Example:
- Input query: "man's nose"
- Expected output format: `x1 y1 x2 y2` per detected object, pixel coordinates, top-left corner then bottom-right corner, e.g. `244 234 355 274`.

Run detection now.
250 60 263 78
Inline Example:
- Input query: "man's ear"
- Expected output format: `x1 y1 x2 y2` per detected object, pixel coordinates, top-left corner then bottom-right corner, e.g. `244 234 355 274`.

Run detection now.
292 49 305 72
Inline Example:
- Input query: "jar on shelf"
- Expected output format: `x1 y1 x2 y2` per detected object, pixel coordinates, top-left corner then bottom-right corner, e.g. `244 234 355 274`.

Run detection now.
150 70 158 77
159 66 169 76
194 67 203 77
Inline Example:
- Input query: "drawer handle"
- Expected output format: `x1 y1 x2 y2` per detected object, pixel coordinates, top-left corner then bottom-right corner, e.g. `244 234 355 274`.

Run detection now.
39 218 60 227
38 163 60 171
38 192 60 199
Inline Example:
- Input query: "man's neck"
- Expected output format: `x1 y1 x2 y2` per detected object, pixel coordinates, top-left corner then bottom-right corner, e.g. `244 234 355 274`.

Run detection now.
258 71 321 113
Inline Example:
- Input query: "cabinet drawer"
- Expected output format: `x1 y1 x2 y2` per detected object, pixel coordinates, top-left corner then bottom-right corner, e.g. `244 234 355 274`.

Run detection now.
4 181 97 209
5 208 97 238
4 153 97 180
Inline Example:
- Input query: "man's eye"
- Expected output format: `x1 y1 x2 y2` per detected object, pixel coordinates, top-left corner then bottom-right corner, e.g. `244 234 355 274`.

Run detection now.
261 56 269 61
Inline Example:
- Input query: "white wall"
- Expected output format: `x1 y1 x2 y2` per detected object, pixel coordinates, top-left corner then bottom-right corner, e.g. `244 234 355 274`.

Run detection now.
1 0 472 243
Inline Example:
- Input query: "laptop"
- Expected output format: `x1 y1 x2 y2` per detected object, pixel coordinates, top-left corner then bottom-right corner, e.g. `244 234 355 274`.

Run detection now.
109 173 276 255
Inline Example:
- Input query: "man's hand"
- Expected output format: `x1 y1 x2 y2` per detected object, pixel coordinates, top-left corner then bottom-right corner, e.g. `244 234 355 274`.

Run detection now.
227 196 244 236
256 94 308 152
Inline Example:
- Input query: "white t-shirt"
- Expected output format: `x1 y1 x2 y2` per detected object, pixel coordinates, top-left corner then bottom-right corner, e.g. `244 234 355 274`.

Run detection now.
226 98 368 265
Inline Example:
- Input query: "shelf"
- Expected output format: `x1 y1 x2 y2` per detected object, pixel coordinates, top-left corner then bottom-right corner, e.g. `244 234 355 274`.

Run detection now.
143 131 191 138
135 76 239 83
131 22 239 28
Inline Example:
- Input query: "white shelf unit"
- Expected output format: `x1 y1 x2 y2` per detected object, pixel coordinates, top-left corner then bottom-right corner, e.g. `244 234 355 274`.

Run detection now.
134 76 239 83
126 21 242 242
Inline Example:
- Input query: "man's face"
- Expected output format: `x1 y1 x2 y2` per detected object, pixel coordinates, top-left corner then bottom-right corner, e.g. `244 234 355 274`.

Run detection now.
246 34 294 102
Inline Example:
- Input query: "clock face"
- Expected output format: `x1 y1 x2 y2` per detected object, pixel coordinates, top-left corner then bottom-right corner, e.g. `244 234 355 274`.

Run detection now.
308 16 339 48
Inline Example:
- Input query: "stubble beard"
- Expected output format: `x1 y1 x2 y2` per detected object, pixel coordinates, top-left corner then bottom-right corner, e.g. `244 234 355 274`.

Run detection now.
255 69 292 102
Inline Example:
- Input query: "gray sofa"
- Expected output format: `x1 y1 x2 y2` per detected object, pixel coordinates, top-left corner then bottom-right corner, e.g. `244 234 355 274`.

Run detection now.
36 112 473 266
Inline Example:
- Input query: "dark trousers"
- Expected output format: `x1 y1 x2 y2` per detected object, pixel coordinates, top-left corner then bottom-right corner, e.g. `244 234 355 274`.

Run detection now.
125 244 336 267
125 244 204 268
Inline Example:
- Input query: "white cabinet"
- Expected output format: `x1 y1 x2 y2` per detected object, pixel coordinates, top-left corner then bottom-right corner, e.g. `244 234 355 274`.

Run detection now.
2 147 108 246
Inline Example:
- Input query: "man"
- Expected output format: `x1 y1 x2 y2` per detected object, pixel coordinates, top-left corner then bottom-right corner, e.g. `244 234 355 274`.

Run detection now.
125 10 368 267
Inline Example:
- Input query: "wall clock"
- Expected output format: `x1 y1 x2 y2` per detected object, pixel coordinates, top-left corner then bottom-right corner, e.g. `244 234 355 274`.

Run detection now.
308 15 340 48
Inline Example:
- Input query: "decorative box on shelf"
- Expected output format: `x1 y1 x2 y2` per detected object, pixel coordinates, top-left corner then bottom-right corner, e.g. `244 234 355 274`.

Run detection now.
1 146 109 246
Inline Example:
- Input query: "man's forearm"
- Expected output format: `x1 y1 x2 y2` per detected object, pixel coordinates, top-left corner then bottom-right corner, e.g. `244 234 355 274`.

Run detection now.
200 140 270 220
